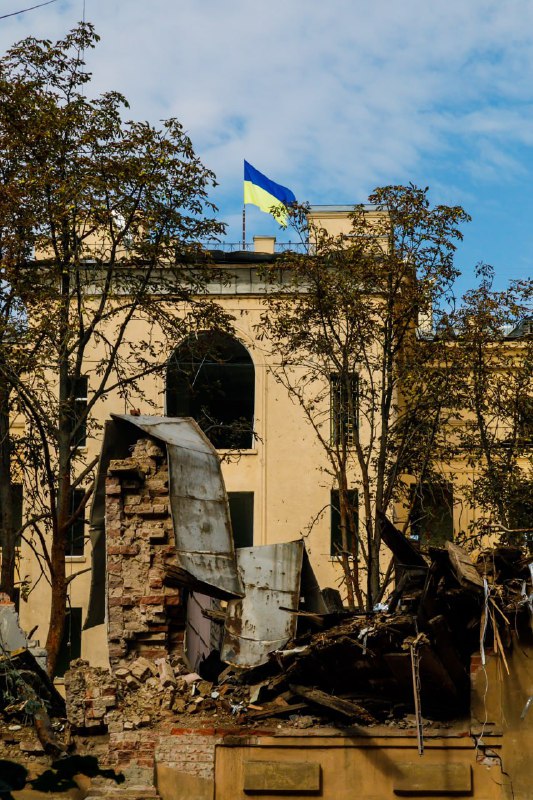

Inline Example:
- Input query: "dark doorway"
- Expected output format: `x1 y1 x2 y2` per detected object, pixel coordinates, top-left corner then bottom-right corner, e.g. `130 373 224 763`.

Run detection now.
166 331 255 449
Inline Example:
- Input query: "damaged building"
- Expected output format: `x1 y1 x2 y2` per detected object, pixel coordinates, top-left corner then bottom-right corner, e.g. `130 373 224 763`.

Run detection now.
1 209 531 799
31 412 528 800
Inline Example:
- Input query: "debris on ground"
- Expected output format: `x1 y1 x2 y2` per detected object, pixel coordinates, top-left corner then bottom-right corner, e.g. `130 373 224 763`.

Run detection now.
60 519 532 735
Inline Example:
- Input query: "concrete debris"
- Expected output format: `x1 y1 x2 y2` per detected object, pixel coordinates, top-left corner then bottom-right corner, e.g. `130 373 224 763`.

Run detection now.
0 595 48 671
154 658 176 687
64 659 118 730
67 520 532 732
60 520 529 732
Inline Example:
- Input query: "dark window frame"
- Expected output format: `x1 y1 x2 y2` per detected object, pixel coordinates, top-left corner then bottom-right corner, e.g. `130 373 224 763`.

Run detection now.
66 488 85 557
330 373 358 447
166 331 255 450
330 489 358 557
55 606 82 677
0 483 23 550
228 491 254 549
67 375 88 448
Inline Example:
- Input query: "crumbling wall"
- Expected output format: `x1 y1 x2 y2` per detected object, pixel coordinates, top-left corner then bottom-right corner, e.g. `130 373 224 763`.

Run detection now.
106 438 184 668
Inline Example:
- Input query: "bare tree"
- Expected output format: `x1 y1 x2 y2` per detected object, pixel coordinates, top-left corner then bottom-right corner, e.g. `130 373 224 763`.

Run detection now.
258 187 469 609
450 264 533 544
0 24 231 674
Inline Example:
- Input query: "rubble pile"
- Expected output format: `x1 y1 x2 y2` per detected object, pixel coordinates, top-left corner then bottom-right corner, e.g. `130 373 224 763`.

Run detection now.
63 532 532 735
223 533 531 727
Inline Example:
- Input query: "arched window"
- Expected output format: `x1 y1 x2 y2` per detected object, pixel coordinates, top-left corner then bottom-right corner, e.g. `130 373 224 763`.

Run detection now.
166 331 255 449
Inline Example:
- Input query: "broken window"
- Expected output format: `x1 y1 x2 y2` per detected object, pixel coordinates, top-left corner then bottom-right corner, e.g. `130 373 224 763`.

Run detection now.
410 482 454 547
55 606 82 677
67 375 88 448
67 488 85 557
166 331 255 449
330 373 358 446
330 489 358 556
228 492 254 548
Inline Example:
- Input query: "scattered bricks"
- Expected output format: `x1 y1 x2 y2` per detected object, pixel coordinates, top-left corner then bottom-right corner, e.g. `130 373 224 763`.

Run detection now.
197 681 213 697
115 668 130 679
130 657 157 682
155 658 176 688
65 661 118 731
19 739 45 754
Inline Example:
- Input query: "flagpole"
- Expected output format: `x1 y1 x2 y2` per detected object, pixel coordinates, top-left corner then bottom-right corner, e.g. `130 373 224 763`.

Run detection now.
242 205 246 250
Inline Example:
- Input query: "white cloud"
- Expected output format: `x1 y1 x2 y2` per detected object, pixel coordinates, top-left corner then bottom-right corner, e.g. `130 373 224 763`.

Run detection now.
2 0 533 235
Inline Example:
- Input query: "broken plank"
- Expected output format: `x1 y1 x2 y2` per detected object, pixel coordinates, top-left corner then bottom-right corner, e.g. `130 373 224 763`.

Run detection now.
445 542 484 591
278 607 327 626
378 512 428 569
290 684 377 724
247 702 309 720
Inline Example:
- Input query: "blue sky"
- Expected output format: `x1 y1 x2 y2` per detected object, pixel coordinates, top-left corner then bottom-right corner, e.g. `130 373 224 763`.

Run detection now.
1 0 533 295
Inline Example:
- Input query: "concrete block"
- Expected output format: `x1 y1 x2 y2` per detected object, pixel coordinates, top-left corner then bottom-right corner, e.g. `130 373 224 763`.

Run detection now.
394 763 472 795
243 760 321 793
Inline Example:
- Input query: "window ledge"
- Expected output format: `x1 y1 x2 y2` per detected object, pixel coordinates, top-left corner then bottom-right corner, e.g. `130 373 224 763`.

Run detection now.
66 556 87 563
328 555 356 562
217 448 257 456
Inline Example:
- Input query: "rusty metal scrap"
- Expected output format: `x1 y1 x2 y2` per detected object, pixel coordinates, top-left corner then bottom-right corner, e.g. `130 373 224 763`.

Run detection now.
221 540 307 668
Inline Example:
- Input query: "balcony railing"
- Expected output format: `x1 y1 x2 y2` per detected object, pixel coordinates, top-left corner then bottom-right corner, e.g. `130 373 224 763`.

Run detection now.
202 241 310 254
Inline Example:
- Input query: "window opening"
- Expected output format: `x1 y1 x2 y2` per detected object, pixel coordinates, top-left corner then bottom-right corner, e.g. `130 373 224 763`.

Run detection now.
67 488 85 557
410 482 454 547
330 373 358 446
167 331 255 449
55 607 82 677
228 492 254 548
67 375 88 448
330 489 358 557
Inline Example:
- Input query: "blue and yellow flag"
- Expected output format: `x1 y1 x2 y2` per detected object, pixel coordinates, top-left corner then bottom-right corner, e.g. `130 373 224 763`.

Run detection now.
244 161 296 226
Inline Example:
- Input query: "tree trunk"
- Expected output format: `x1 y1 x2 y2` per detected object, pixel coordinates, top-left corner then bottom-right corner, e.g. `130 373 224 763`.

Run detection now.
45 265 71 677
0 375 16 599
45 534 67 677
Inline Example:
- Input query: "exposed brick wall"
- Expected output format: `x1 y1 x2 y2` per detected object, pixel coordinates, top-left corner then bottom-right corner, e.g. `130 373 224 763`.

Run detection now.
65 659 118 730
105 438 185 669
156 729 224 781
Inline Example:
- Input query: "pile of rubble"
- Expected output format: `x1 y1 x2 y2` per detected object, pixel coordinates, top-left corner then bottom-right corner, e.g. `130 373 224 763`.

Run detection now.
63 525 532 735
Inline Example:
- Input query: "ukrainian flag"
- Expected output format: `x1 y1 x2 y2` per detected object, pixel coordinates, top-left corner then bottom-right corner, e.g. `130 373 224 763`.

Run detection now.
244 160 296 226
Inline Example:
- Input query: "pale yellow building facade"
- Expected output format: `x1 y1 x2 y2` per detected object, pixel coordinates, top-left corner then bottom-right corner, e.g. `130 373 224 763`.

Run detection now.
8 207 530 672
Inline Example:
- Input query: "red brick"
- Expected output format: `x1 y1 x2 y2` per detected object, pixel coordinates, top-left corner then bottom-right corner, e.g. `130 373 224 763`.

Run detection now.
107 545 140 556
164 595 181 606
